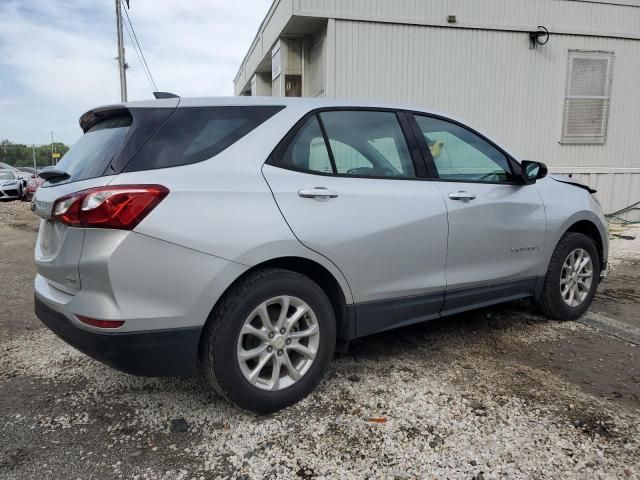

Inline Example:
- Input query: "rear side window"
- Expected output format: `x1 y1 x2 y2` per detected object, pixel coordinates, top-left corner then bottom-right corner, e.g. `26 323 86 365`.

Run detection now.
54 115 132 184
125 106 284 172
319 111 415 177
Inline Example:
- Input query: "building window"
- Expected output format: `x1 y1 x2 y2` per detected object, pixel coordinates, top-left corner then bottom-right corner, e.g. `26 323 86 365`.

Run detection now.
561 50 614 145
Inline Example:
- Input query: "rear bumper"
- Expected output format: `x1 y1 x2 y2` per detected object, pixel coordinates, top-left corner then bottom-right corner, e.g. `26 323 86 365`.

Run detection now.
34 295 201 376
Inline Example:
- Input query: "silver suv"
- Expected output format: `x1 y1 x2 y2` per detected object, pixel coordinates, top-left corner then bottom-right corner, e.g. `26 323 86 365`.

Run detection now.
33 97 608 412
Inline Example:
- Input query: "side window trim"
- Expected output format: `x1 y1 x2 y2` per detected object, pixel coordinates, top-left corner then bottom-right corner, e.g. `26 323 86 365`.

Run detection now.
315 113 337 174
401 111 438 179
396 111 429 178
409 113 523 184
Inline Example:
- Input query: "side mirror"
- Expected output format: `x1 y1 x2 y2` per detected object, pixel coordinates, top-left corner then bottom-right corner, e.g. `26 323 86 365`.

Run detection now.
521 160 548 184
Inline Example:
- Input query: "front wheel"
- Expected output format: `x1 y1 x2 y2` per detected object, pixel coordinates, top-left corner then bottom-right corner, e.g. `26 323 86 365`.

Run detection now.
201 268 336 413
536 232 600 320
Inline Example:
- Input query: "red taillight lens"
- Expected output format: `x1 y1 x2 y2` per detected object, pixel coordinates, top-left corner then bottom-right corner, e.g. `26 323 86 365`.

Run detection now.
76 315 125 329
52 185 169 230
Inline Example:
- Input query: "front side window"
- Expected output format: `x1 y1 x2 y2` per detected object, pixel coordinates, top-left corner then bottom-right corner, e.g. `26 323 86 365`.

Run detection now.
273 110 416 179
413 115 515 183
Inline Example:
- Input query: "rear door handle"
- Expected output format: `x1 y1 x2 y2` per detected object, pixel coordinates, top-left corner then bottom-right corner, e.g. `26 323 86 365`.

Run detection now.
298 187 339 199
448 191 476 201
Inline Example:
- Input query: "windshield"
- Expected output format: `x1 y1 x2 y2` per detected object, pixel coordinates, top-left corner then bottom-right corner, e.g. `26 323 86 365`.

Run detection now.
0 171 15 180
52 114 132 185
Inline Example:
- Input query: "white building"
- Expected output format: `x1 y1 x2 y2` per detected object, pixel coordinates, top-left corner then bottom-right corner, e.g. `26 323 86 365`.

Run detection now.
234 0 640 217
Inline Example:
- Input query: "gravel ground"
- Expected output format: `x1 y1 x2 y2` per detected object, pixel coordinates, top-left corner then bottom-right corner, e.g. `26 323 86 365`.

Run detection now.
1 201 639 479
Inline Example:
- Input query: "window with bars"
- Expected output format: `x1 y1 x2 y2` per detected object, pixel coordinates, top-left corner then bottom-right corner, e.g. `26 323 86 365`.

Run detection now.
561 50 614 145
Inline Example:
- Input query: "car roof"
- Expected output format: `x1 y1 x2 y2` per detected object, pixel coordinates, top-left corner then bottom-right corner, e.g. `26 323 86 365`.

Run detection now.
80 96 451 131
88 96 445 117
80 96 519 160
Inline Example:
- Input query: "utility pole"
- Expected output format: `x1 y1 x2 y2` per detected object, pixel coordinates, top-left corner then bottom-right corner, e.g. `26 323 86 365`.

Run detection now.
32 145 37 172
115 0 128 102
50 131 54 166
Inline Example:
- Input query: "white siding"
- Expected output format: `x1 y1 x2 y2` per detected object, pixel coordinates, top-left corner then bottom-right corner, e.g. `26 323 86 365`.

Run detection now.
295 0 640 39
572 172 640 216
330 20 640 173
308 32 326 96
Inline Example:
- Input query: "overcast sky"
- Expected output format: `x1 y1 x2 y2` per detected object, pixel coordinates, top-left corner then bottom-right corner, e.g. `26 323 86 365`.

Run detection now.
0 0 270 145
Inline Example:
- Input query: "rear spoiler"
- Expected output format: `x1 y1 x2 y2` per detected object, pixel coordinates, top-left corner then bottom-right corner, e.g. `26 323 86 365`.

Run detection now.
79 94 180 133
79 105 130 133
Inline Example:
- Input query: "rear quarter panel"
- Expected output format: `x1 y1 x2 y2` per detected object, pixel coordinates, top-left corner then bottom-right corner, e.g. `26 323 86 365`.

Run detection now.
110 104 354 304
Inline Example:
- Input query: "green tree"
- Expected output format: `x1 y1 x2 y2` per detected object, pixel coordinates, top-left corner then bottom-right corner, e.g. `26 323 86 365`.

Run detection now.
0 139 70 168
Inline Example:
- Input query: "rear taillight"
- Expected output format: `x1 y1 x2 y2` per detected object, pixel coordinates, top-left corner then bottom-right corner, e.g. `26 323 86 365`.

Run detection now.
52 185 169 230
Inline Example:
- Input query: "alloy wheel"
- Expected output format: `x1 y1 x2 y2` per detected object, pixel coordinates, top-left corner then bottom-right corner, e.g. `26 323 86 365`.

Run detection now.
236 295 320 391
560 248 593 307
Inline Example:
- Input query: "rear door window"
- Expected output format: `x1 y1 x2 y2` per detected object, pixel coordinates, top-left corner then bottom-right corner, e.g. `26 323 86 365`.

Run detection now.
125 106 284 172
270 110 416 179
53 115 132 184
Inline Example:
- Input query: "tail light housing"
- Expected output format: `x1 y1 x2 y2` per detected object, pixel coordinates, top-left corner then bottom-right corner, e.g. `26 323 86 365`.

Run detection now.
52 185 169 230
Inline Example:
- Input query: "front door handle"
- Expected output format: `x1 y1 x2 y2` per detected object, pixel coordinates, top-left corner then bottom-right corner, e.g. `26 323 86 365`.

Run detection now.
448 191 476 201
298 187 339 199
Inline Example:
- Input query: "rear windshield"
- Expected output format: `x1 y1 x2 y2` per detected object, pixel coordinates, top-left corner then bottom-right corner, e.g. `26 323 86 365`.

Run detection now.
53 115 132 184
124 106 284 172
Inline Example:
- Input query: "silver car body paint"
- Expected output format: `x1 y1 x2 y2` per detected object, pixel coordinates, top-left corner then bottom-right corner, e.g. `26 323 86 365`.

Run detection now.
262 164 448 303
33 97 608 344
433 181 547 289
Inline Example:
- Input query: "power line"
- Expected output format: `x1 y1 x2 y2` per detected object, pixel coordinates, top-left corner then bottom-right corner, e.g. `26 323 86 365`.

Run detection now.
120 0 158 92
121 1 157 91
121 13 156 92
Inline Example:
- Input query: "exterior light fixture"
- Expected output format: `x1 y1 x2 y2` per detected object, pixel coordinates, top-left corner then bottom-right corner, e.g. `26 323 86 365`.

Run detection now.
529 25 550 49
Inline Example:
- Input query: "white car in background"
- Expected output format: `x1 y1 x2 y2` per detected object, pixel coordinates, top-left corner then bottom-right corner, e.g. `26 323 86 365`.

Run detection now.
0 170 25 201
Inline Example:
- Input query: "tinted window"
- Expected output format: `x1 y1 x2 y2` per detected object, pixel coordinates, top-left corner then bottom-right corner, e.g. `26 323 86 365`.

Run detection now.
414 115 514 183
126 106 284 172
279 116 332 174
53 115 132 184
319 111 415 178
273 110 416 178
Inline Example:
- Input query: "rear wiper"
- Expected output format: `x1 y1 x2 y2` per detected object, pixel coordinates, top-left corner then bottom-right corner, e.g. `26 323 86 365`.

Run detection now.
39 169 70 182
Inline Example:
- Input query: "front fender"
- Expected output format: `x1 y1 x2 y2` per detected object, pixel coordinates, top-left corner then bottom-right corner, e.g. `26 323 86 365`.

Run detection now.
535 178 608 272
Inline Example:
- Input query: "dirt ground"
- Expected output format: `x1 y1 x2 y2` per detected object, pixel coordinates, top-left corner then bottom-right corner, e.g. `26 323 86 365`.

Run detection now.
1 201 639 479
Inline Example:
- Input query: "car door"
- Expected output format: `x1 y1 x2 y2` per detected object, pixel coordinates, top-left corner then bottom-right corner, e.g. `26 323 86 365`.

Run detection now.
411 114 547 314
262 109 449 336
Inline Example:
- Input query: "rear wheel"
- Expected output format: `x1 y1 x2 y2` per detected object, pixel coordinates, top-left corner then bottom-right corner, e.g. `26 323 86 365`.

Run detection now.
201 268 336 413
536 232 600 320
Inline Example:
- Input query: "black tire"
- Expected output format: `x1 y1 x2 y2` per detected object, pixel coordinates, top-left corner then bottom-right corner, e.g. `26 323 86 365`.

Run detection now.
536 232 600 320
201 268 336 413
